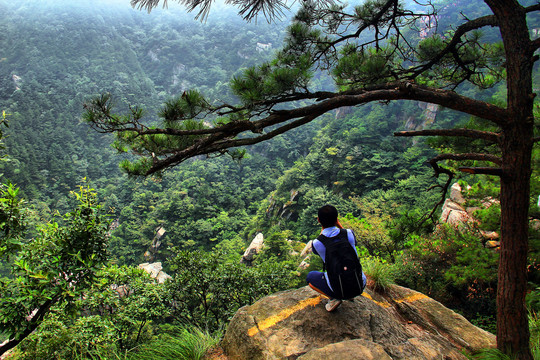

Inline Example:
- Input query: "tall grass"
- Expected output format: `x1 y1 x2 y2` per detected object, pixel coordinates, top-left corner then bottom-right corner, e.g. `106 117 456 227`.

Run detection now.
362 257 395 292
530 311 539 359
129 326 220 360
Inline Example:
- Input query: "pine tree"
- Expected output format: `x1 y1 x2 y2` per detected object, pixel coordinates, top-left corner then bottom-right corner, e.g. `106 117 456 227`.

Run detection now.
85 1 540 358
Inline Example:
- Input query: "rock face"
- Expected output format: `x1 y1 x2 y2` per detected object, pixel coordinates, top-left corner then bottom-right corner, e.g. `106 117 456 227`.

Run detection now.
222 286 495 360
138 262 171 283
144 226 167 262
439 183 501 246
241 233 265 265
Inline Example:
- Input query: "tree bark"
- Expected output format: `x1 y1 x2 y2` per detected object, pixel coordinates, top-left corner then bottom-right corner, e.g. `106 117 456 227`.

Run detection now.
486 1 534 359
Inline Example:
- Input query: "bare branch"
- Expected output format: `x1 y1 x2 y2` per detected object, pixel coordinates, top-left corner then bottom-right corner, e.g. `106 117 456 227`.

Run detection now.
0 299 54 356
459 166 504 177
531 38 540 53
432 152 502 165
394 128 500 143
525 3 540 13
421 156 454 224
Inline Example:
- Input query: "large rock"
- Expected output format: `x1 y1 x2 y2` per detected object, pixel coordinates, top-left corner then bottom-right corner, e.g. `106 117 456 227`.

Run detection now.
241 233 265 265
138 262 171 283
450 183 466 205
222 285 494 360
440 198 471 226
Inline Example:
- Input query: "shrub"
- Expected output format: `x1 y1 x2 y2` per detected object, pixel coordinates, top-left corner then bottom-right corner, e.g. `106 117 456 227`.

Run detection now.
362 256 395 292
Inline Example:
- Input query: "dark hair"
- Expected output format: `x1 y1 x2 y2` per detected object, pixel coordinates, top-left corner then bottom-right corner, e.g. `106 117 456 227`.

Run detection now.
318 205 338 228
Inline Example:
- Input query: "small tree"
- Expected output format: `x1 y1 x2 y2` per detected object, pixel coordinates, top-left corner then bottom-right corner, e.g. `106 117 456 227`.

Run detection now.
85 1 540 358
0 185 110 356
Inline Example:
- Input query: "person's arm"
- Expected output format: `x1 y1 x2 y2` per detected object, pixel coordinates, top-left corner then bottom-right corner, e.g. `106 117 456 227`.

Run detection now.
347 229 358 252
311 240 320 256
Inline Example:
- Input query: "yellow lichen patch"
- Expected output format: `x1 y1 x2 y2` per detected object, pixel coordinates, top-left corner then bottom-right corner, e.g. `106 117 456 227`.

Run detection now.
362 291 427 308
248 296 323 337
361 292 391 308
394 292 428 304
247 292 429 337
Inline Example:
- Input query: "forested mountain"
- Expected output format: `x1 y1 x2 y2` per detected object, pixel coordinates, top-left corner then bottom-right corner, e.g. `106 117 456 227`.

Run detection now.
0 0 539 358
0 0 284 201
0 0 446 261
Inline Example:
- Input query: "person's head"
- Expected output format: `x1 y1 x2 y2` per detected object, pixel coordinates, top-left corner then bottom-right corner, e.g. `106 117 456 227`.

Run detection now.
317 205 338 228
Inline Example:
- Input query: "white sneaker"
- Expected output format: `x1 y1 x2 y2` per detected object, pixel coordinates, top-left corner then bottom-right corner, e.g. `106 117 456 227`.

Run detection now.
325 298 342 312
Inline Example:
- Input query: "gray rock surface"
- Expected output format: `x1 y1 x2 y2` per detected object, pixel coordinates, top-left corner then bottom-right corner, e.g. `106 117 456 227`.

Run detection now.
222 285 495 360
138 262 171 283
241 233 265 264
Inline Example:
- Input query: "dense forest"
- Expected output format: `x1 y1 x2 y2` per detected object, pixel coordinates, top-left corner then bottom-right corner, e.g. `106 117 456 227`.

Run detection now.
0 0 539 359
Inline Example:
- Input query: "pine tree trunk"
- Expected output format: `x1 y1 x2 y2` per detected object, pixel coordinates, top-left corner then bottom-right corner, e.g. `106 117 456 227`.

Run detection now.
499 129 533 359
486 1 534 358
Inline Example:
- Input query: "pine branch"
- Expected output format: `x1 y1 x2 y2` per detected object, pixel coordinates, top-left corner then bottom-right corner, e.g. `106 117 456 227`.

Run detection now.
141 81 506 173
409 13 499 78
146 113 322 174
432 152 502 165
88 81 509 175
459 166 504 177
394 128 500 143
531 38 540 53
131 0 298 20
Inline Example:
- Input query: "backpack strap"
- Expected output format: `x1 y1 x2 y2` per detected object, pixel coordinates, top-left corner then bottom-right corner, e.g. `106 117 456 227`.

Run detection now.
316 229 348 272
317 228 348 245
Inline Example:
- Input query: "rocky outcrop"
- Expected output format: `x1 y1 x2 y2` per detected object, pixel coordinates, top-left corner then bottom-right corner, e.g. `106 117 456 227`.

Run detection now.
144 226 166 262
138 262 171 283
12 74 22 90
439 183 501 246
266 189 300 222
241 233 265 265
222 286 495 360
297 240 313 270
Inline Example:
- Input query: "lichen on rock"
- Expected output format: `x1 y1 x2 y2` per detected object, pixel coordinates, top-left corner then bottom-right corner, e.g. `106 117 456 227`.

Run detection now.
222 285 495 360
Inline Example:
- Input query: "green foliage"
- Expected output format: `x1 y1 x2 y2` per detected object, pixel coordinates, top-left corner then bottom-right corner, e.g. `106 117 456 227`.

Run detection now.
257 230 293 261
0 182 27 258
395 225 498 319
470 313 496 335
231 53 313 107
529 311 539 354
166 249 295 332
362 256 395 292
81 265 169 350
334 45 396 89
341 204 395 260
526 287 540 313
465 348 515 360
14 312 119 360
130 325 220 360
15 264 169 359
0 184 110 352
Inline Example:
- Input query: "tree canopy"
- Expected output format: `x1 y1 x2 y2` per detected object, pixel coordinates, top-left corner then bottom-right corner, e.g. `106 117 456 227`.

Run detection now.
85 0 540 358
